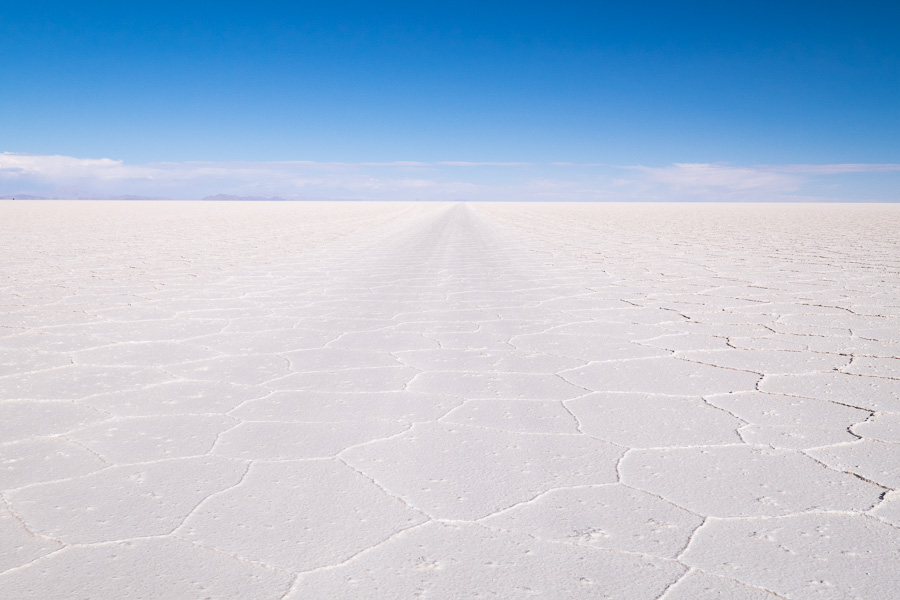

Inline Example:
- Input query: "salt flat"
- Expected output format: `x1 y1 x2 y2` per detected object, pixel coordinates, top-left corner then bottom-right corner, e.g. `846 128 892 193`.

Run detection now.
1 200 899 599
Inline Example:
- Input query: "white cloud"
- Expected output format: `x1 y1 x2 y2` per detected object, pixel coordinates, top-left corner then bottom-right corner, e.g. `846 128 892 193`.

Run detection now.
0 153 505 200
759 163 900 174
357 161 430 167
0 152 158 181
434 161 532 167
631 163 801 192
2 152 898 202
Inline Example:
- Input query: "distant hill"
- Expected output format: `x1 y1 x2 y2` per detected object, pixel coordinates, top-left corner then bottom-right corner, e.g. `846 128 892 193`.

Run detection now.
202 193 290 201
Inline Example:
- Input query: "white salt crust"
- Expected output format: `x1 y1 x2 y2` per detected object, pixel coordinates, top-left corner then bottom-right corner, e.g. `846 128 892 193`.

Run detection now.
1 200 899 599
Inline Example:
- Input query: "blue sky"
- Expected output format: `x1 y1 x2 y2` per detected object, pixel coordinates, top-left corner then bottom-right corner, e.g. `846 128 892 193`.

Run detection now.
2 1 898 201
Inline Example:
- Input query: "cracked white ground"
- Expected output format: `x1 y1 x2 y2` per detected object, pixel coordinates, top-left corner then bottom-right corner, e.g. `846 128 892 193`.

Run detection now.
1 200 899 599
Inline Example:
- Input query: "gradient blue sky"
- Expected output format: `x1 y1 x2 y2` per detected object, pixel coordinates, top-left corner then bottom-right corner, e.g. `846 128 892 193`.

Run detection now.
2 1 898 201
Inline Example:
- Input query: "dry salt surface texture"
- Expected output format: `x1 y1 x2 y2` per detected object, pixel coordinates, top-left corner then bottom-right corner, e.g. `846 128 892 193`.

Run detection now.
1 199 899 599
